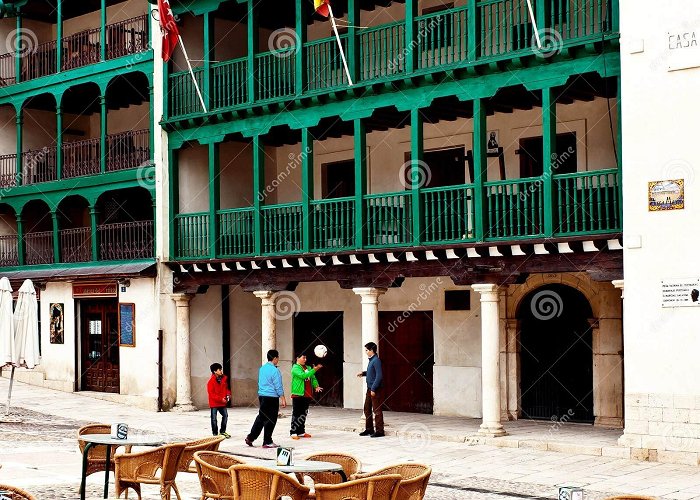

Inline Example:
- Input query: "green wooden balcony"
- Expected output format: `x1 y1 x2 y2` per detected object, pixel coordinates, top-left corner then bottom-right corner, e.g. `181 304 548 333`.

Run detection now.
167 0 617 120
173 168 621 260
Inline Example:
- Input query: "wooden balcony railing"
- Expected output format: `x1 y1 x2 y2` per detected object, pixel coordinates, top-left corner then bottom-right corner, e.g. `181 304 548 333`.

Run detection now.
174 169 621 260
25 231 54 265
98 220 154 260
0 154 17 188
0 235 19 267
22 147 58 184
0 53 15 86
63 138 100 178
168 0 618 119
59 227 91 263
106 15 149 60
62 27 101 71
107 129 150 172
23 40 58 81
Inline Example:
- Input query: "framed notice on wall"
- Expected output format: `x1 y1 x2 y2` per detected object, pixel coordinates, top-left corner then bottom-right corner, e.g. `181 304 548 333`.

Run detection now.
119 303 136 347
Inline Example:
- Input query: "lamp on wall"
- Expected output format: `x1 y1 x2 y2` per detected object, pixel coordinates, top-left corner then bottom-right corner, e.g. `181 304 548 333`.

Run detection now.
117 278 131 289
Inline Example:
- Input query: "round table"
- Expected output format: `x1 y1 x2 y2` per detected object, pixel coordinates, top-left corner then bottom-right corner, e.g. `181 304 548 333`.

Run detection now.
247 458 347 481
78 433 164 500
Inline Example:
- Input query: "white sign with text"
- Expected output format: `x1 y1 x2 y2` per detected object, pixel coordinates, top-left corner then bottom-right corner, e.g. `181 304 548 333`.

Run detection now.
661 278 700 307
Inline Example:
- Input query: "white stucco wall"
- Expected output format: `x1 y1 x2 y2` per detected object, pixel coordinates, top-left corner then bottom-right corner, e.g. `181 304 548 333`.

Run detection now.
189 285 224 409
38 282 76 391
619 0 700 461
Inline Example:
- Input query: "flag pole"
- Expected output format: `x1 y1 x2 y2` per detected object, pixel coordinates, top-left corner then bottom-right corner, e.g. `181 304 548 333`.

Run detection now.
525 0 542 48
327 4 353 86
177 35 208 112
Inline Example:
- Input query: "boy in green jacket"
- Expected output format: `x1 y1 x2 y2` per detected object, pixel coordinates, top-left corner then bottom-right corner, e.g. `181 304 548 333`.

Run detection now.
290 352 323 439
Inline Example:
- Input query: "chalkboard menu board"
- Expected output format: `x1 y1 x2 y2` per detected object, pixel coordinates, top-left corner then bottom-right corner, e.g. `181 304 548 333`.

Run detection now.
119 303 136 347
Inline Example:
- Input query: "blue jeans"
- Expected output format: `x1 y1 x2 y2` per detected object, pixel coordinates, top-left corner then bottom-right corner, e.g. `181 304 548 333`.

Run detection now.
210 407 228 435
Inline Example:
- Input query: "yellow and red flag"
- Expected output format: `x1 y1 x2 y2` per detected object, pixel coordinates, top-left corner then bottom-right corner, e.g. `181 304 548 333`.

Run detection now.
314 0 330 18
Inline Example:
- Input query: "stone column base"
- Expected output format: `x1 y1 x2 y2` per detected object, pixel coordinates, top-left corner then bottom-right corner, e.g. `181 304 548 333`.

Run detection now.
172 403 197 412
479 423 507 437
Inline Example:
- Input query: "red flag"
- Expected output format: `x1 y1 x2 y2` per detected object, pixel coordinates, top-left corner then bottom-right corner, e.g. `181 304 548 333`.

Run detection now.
314 0 330 18
158 0 179 62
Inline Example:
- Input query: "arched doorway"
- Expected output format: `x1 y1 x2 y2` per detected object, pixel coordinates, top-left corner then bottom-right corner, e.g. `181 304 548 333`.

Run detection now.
518 284 594 423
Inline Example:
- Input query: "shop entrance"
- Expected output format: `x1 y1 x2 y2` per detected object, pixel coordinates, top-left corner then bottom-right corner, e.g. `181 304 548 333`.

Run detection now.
80 299 120 393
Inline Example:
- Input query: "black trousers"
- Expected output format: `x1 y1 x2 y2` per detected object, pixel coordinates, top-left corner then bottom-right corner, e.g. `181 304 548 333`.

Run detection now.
290 397 310 436
210 406 228 435
248 396 279 445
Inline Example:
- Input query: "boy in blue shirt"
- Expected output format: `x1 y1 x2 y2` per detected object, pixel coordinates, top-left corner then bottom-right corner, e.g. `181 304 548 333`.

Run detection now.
245 349 287 448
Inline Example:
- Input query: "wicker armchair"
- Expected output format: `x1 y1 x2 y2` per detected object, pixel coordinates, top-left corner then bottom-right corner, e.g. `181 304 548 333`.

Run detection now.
114 442 187 500
0 484 36 500
314 474 402 500
229 464 310 500
294 452 361 496
177 436 225 473
194 451 245 500
351 463 431 500
77 424 133 478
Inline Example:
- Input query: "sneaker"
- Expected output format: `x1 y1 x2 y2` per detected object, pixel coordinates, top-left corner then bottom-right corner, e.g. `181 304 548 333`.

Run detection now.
359 430 374 436
244 437 254 447
370 432 385 438
301 433 312 438
290 435 300 440
262 443 279 449
220 432 231 438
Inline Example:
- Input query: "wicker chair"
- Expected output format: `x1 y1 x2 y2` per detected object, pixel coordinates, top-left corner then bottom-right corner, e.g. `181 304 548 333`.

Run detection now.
351 463 431 500
0 484 36 500
229 464 310 500
314 474 402 500
177 436 225 474
77 424 133 478
114 442 187 499
294 452 361 497
193 451 245 500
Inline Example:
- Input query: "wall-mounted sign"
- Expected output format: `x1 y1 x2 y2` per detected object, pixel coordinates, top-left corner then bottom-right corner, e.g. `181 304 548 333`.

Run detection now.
648 179 684 211
119 303 136 347
49 303 64 344
667 29 700 71
72 282 118 298
662 278 700 308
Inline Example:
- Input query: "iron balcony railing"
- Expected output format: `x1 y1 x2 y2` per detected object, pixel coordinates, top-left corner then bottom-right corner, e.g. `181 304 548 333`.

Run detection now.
59 227 92 263
168 0 618 119
98 220 154 260
174 168 621 260
25 231 54 266
0 235 19 267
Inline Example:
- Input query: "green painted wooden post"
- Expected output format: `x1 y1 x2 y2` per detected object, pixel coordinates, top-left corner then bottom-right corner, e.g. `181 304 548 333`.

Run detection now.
15 14 21 84
536 0 546 32
15 111 22 185
90 205 99 261
542 87 556 237
56 104 63 180
410 108 423 245
473 99 486 241
56 0 62 72
168 147 179 260
348 0 360 82
100 0 107 61
467 0 478 61
51 211 60 263
612 0 619 32
253 135 264 256
354 119 366 249
203 11 214 110
208 142 220 258
301 128 314 253
295 0 306 94
100 95 107 173
616 76 622 225
247 0 258 103
163 62 170 121
405 0 418 73
148 85 154 163
16 215 24 266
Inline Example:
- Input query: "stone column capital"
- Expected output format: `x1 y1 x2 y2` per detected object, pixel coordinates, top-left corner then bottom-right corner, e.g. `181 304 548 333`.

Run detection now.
352 287 387 304
171 293 194 306
472 283 500 301
253 290 277 306
612 279 624 298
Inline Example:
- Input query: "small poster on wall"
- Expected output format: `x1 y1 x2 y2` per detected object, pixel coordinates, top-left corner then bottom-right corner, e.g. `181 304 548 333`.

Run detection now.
119 303 136 347
661 278 700 307
648 179 684 211
49 303 64 344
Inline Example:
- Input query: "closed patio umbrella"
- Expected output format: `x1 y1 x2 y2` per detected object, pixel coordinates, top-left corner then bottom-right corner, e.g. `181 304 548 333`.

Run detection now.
5 279 39 416
0 277 14 368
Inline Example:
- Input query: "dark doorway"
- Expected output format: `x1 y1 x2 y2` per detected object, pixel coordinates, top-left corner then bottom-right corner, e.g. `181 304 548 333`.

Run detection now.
378 311 434 413
321 160 355 199
519 284 594 423
404 147 466 188
518 133 578 178
80 299 120 393
293 312 344 407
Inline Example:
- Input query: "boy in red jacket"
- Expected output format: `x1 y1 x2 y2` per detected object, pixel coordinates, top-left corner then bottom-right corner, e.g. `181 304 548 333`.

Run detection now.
207 363 231 438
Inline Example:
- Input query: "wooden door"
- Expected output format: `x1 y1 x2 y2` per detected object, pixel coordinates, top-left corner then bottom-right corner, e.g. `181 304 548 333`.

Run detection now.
81 300 120 393
379 312 434 413
293 312 344 407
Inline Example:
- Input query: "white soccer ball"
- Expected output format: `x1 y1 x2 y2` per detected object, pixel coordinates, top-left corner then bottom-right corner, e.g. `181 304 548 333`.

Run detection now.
314 344 328 358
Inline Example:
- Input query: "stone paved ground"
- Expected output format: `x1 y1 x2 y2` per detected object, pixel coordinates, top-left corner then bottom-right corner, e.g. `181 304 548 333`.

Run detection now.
2 380 700 499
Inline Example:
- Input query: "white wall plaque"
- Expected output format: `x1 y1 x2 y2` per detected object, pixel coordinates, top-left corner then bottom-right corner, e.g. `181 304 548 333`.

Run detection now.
661 278 700 307
667 29 700 71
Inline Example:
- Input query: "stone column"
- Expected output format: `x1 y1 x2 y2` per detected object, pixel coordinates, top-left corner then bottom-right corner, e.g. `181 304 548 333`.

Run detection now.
353 287 387 417
472 284 506 436
612 279 624 298
171 293 196 412
254 291 277 365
